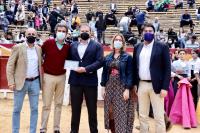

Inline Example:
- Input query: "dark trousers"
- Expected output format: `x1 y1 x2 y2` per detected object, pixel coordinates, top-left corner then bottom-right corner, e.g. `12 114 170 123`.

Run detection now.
70 85 98 133
137 24 143 36
180 20 193 28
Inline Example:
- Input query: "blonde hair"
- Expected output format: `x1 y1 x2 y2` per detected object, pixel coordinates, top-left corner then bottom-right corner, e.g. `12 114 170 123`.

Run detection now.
110 33 126 51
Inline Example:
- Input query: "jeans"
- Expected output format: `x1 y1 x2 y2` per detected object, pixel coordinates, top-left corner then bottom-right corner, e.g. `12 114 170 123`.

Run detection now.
12 79 40 133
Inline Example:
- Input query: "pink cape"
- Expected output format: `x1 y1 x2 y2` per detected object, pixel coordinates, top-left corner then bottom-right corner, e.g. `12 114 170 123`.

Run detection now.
169 78 197 128
164 81 174 116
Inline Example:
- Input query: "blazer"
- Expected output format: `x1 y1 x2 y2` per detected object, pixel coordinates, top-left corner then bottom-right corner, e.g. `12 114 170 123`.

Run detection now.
133 41 171 94
68 39 104 87
101 52 133 89
6 43 43 90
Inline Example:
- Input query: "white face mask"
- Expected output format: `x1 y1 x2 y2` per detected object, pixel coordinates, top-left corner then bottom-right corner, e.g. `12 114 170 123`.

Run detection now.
56 32 66 40
114 41 123 49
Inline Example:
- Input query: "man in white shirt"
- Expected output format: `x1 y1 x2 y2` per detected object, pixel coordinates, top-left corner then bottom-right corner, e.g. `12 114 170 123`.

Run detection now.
133 23 171 133
6 28 42 133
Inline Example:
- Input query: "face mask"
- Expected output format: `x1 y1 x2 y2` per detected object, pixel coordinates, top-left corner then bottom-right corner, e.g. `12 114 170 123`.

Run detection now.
80 32 90 40
56 32 66 40
26 36 36 44
114 41 123 49
144 32 154 42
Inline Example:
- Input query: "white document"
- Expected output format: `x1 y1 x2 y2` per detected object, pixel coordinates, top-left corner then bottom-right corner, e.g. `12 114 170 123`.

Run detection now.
64 60 79 70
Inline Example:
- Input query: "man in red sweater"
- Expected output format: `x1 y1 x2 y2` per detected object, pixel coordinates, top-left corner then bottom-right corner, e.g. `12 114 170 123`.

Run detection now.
40 23 70 133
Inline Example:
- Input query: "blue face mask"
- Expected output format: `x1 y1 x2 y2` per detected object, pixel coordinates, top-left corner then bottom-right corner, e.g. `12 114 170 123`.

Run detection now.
114 41 123 49
144 32 154 42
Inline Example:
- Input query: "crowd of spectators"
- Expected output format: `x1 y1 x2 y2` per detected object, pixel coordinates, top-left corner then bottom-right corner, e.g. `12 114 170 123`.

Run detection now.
0 0 200 48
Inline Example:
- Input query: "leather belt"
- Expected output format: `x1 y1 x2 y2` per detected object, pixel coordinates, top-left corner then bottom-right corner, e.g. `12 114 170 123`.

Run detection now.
141 80 152 82
26 76 39 81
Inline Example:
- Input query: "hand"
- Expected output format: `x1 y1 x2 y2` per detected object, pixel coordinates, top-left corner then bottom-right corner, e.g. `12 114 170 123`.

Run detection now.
133 85 138 96
74 67 86 73
101 87 105 99
123 89 129 101
8 84 16 91
160 89 167 98
197 79 200 85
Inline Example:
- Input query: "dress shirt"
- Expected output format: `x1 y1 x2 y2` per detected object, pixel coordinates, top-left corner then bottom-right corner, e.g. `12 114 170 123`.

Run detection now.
172 59 189 76
26 44 39 78
139 40 154 80
188 58 200 77
78 39 90 59
194 58 200 74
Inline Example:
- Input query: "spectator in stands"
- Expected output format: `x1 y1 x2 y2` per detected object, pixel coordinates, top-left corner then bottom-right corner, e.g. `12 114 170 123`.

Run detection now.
14 7 25 25
36 34 44 46
174 0 183 9
71 14 81 30
196 7 200 20
9 1 15 12
187 0 196 9
96 6 103 18
42 4 49 18
35 14 41 30
136 11 147 36
119 14 131 34
40 14 48 31
105 10 118 27
48 9 65 33
5 6 14 24
15 31 26 43
189 49 200 109
31 3 39 14
0 32 14 44
125 6 133 16
71 1 78 17
110 1 117 14
168 27 178 46
180 10 195 30
27 12 35 28
0 12 9 33
153 17 160 32
178 28 187 48
85 7 95 23
37 5 43 15
185 35 200 48
43 0 51 7
89 16 97 38
71 25 80 42
6 28 42 133
27 0 33 11
40 23 70 133
95 14 106 44
156 29 167 43
146 0 155 11
123 27 138 46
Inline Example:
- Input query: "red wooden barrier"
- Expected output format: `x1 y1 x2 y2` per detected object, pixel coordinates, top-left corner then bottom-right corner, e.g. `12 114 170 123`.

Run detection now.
0 56 8 89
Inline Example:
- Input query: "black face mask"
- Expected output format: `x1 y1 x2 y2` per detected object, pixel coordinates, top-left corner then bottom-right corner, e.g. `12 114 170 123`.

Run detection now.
26 36 36 44
80 32 90 40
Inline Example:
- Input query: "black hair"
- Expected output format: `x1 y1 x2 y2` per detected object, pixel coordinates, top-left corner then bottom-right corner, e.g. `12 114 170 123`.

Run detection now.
141 22 155 33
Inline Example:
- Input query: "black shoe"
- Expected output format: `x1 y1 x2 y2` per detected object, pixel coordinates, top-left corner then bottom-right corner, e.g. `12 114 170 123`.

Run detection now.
166 121 172 132
40 132 45 133
54 130 60 133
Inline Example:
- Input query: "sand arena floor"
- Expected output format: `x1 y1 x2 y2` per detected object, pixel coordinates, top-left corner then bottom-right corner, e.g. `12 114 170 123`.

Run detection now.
0 94 200 133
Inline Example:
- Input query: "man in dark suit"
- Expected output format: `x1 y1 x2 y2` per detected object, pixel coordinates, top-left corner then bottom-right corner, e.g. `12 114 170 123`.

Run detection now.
133 23 171 133
68 24 103 133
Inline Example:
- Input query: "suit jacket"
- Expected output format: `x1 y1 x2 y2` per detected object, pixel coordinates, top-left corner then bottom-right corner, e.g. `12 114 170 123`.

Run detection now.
68 39 103 87
133 41 171 94
6 43 43 90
